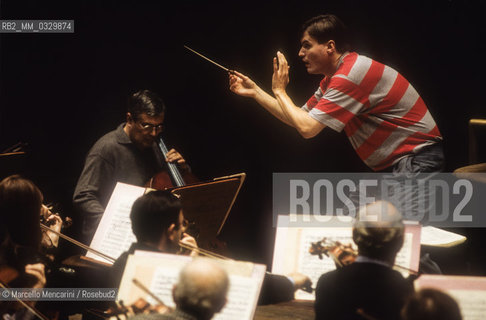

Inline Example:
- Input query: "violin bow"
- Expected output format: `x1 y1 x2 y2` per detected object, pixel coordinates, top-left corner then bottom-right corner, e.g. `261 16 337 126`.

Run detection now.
177 242 232 261
0 281 51 320
132 279 165 306
40 223 116 263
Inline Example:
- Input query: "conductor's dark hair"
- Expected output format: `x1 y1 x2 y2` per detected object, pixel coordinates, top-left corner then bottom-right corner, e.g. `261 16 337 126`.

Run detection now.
130 190 181 243
127 90 166 120
0 175 43 248
301 14 350 52
402 288 462 320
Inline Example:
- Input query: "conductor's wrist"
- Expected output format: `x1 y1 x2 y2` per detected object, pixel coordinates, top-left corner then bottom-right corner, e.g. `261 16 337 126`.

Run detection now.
272 88 286 96
251 86 264 99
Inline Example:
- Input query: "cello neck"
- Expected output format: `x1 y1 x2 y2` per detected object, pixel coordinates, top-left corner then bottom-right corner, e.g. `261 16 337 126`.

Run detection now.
157 137 185 187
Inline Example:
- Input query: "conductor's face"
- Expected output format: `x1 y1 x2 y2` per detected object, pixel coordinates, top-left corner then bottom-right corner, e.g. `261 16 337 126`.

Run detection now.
299 31 332 75
125 112 164 149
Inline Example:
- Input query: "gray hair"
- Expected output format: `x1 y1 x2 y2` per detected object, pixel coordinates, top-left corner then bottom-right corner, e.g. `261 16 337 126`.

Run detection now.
353 201 405 261
173 258 229 320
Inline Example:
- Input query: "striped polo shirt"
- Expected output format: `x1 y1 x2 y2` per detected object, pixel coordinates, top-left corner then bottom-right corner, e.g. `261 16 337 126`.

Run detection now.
303 52 442 171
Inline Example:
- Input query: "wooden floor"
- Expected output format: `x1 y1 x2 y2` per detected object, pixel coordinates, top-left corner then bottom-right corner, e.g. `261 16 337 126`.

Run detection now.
254 300 314 320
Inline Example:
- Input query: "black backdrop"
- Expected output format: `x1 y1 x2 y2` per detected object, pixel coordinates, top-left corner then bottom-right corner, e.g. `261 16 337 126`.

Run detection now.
1 0 485 268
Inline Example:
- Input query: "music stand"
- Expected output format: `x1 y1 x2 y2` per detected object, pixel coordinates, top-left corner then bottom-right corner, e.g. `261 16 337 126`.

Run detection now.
0 142 28 179
172 173 246 247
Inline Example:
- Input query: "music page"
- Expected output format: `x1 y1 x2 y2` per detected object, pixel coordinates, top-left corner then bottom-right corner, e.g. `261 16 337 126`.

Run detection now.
86 182 146 263
118 251 266 320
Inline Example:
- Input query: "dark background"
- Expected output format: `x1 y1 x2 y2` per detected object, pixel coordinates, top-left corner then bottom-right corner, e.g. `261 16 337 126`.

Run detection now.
1 0 485 272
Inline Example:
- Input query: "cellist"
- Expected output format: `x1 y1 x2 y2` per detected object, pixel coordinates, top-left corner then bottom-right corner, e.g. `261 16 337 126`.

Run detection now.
73 90 189 242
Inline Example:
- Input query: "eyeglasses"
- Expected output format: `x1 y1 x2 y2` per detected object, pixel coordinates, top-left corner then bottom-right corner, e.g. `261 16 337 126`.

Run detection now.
137 121 163 132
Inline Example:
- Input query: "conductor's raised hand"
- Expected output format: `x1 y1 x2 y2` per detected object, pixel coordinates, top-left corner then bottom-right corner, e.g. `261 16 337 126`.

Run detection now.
229 70 257 98
272 51 290 94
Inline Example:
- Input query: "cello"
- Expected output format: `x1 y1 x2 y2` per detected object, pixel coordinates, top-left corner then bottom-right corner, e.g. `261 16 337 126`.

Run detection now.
147 137 228 255
147 137 198 190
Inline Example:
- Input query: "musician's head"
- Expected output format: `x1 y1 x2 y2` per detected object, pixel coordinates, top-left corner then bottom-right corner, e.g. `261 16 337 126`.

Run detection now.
130 190 186 252
125 89 166 149
299 14 350 75
0 175 43 248
353 201 404 265
402 288 462 320
173 258 229 320
301 14 350 52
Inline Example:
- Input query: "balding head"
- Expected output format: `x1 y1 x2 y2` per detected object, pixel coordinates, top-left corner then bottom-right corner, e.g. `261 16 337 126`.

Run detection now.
402 288 462 320
173 259 229 320
353 201 405 264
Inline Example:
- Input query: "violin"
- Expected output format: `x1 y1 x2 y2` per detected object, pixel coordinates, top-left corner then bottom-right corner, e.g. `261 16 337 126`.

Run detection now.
0 265 19 285
40 204 72 229
0 243 51 320
309 238 357 268
88 279 172 320
98 298 170 320
309 237 419 275
0 279 51 320
98 245 232 319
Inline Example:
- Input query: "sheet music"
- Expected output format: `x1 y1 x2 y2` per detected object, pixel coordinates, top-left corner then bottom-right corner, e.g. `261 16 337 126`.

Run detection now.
404 222 422 272
296 227 354 300
415 275 486 320
450 289 486 320
86 175 245 264
146 267 178 307
86 182 145 263
394 232 414 276
272 215 421 300
421 226 467 247
213 275 259 320
118 252 266 320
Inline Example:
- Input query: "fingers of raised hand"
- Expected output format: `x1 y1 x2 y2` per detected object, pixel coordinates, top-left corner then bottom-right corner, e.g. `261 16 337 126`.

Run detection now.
278 52 290 71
